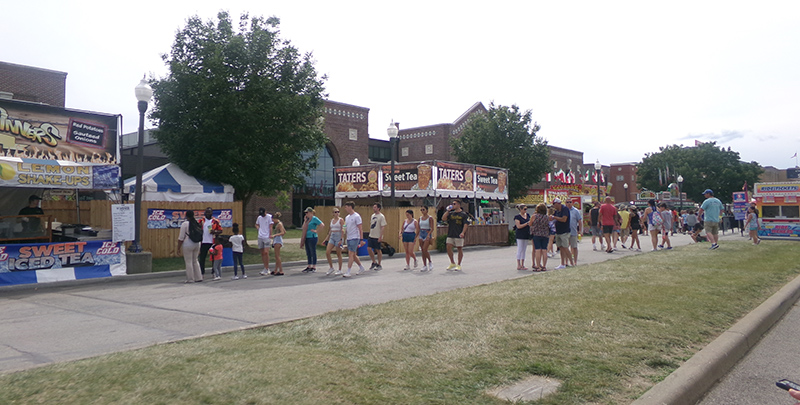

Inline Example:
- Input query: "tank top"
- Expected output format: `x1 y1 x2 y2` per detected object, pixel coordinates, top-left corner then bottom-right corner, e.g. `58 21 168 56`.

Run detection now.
403 219 417 233
330 217 342 233
419 216 432 230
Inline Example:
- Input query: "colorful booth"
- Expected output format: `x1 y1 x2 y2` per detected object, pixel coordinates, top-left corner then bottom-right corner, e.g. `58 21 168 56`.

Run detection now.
754 182 800 237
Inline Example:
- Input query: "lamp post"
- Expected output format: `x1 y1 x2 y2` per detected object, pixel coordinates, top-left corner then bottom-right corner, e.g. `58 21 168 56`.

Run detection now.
624 182 629 203
594 160 602 203
677 175 684 212
387 121 399 207
130 77 153 253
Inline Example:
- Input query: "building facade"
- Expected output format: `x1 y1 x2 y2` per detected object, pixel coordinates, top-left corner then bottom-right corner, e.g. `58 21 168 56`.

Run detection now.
0 61 67 107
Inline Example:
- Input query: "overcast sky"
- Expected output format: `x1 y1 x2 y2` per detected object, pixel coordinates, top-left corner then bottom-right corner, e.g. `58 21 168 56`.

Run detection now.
4 1 799 169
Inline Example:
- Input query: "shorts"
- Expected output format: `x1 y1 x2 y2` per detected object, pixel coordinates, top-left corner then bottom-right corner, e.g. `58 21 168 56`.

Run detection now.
368 237 381 251
402 232 416 243
446 237 464 247
419 229 430 240
272 236 283 247
569 235 578 248
621 228 630 238
258 237 272 249
555 233 570 248
705 221 720 236
532 235 549 250
591 225 602 237
602 225 614 234
346 239 360 252
649 224 662 233
329 233 342 247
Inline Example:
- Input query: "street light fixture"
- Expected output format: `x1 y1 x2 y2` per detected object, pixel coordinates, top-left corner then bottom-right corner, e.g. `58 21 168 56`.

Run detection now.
624 182 629 203
387 120 399 207
594 160 602 203
130 76 153 253
677 175 684 212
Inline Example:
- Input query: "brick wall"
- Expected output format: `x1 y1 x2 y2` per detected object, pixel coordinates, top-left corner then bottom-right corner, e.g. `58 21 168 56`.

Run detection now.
0 61 67 107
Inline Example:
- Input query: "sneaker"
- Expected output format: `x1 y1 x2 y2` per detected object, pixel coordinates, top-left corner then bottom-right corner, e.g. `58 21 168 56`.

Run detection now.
428 263 434 272
711 244 719 250
420 265 428 272
413 259 418 268
554 265 566 270
369 262 377 270
356 266 366 275
593 244 597 251
657 245 663 249
666 247 673 250
259 269 270 276
309 268 316 273
455 264 462 271
374 264 382 271
651 248 658 251
403 266 411 271
636 248 641 252
213 276 221 281
232 276 239 280
326 267 335 276
242 274 247 279
756 239 761 245
333 270 342 276
621 244 627 249
343 271 352 278
446 263 457 271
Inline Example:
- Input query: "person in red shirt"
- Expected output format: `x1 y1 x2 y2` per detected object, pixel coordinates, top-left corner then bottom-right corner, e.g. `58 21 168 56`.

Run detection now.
598 196 618 253
208 236 224 281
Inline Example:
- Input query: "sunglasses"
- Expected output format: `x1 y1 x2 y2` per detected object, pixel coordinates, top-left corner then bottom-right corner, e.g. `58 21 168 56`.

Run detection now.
521 207 527 210
333 211 340 213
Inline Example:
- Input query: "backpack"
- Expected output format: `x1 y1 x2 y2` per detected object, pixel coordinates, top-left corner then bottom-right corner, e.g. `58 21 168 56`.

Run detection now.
188 220 203 243
650 209 664 227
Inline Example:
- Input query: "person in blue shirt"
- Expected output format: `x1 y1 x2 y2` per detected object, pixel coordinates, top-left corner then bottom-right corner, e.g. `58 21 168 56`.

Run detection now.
550 198 573 269
300 207 325 272
699 189 724 250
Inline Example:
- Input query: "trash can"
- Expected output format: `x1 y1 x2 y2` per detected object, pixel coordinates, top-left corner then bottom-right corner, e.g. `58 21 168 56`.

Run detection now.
222 247 233 266
357 238 369 256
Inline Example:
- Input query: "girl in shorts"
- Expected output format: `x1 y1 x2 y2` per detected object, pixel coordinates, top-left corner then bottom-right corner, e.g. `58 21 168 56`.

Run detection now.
628 207 642 251
399 209 419 271
324 208 345 275
418 206 435 272
745 206 761 245
271 212 286 275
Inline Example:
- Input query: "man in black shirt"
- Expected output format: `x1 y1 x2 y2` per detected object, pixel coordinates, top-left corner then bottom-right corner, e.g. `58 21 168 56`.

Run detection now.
551 198 573 270
443 200 469 271
19 195 45 234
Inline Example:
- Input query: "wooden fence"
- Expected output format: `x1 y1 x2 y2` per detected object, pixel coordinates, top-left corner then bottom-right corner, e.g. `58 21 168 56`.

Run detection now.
42 200 244 259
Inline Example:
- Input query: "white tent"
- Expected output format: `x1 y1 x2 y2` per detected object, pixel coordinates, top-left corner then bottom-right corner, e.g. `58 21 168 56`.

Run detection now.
124 163 234 202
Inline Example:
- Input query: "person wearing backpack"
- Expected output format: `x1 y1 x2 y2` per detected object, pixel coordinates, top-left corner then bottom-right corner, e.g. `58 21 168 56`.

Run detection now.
177 210 203 283
644 199 662 251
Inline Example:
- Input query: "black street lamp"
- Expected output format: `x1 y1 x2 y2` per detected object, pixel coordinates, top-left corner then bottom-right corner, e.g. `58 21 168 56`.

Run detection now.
594 160 602 203
677 175 684 212
387 121 399 207
130 77 153 253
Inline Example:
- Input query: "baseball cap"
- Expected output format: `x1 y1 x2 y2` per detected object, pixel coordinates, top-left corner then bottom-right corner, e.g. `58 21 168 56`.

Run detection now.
304 207 315 213
552 198 562 204
703 189 714 195
29 195 42 201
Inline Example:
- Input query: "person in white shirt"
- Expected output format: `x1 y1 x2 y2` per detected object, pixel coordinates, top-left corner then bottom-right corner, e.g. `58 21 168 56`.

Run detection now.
255 208 274 276
342 201 366 277
229 223 246 280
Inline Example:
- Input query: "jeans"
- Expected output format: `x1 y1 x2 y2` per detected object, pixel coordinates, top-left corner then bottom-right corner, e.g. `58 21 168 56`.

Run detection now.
232 251 244 276
305 237 318 265
198 242 212 274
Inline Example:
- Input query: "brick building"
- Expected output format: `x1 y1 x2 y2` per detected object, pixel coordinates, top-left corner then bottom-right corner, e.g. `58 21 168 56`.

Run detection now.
609 162 639 203
0 61 67 107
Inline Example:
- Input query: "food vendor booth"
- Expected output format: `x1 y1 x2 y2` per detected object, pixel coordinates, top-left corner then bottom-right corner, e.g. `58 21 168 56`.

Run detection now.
331 161 509 252
0 99 125 286
754 182 800 237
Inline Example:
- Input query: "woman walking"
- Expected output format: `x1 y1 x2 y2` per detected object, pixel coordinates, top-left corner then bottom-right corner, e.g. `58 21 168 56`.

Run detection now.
528 203 551 271
324 207 345 276
400 209 419 270
514 204 531 270
644 199 660 251
177 210 202 283
300 207 324 273
628 206 642 251
745 206 761 245
418 206 435 272
271 212 286 275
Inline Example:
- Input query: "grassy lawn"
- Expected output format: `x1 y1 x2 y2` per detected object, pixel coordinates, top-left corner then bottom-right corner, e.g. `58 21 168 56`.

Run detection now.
3 240 800 404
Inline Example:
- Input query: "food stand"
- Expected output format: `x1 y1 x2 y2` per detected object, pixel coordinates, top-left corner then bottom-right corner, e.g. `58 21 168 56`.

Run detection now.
0 99 125 286
754 182 800 237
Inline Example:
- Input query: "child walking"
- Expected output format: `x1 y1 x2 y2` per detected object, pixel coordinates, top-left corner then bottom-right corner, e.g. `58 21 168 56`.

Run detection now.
271 212 286 275
229 223 246 280
209 236 223 281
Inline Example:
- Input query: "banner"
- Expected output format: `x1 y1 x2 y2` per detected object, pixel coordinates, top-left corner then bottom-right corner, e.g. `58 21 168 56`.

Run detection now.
379 161 435 198
435 161 474 198
0 240 126 286
754 182 800 197
732 191 748 221
475 166 508 200
334 165 381 197
758 223 800 238
147 209 233 229
0 158 119 189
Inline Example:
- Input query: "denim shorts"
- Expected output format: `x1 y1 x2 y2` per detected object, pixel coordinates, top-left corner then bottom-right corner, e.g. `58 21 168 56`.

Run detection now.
419 229 430 240
402 232 416 243
346 239 360 252
532 235 549 250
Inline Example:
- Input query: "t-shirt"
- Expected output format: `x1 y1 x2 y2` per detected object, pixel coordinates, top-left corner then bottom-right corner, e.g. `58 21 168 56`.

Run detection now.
229 234 244 253
569 207 582 236
599 203 617 226
255 214 273 239
514 213 530 239
590 207 600 227
19 206 45 232
306 216 322 238
660 210 673 227
446 210 469 238
553 205 570 235
619 210 630 228
369 212 387 239
345 212 363 241
198 216 221 244
686 214 698 227
701 197 723 223
208 244 223 261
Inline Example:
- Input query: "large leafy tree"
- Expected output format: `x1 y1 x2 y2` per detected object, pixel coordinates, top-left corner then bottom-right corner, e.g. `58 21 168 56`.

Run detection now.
637 143 762 203
450 102 549 200
150 11 327 210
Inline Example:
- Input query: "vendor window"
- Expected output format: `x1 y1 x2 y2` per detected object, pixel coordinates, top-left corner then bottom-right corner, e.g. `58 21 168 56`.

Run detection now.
762 205 800 218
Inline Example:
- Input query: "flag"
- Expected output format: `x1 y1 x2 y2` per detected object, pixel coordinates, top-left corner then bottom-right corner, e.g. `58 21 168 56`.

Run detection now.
583 169 591 182
665 164 670 180
545 172 552 182
742 181 747 191
658 168 663 186
555 169 566 182
792 152 798 159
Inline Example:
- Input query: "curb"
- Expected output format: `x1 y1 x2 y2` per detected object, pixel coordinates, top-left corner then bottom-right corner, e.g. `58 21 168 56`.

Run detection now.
632 272 800 405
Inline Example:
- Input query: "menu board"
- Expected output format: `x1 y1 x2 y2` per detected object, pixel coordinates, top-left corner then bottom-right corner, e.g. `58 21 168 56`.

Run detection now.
475 166 508 200
435 161 475 198
334 166 381 197
380 162 434 197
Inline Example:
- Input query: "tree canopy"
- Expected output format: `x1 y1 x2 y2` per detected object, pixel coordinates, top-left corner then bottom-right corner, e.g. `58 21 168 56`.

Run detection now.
637 143 762 203
450 103 549 200
149 11 327 206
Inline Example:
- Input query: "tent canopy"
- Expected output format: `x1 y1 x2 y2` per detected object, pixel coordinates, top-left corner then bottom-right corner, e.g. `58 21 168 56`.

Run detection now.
124 163 234 202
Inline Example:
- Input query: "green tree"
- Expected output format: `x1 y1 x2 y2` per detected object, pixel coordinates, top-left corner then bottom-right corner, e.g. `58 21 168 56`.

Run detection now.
450 102 549 200
150 11 327 211
637 143 762 203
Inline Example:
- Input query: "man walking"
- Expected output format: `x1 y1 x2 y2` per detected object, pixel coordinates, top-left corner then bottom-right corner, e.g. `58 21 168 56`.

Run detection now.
566 200 583 264
255 208 273 276
342 201 366 277
197 207 222 276
443 200 469 271
599 197 618 253
699 189 723 249
368 203 387 271
551 198 573 269
589 201 604 251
